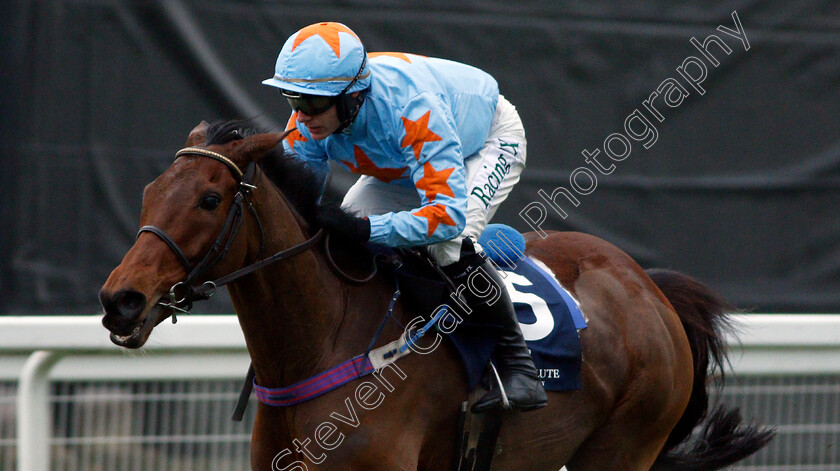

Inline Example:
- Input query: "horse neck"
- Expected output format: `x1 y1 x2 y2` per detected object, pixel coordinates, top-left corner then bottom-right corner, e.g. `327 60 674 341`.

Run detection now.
227 171 346 388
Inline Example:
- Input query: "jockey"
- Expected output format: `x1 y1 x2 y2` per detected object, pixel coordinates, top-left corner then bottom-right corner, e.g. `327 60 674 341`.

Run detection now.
263 22 546 412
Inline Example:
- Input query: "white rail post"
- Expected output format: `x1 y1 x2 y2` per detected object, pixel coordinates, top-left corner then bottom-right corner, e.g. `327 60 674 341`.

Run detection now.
17 350 64 471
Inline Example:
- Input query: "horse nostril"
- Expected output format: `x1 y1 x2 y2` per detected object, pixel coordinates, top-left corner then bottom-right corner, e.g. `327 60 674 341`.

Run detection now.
115 291 147 319
101 290 146 322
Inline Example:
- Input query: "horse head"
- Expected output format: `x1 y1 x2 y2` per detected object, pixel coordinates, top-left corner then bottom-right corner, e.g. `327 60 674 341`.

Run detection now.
99 121 291 348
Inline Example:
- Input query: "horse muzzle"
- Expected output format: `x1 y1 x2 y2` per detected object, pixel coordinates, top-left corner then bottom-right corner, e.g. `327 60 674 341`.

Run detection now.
100 288 167 348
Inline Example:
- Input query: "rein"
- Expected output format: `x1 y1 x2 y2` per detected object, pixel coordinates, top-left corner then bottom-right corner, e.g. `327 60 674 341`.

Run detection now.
142 144 402 415
138 146 325 318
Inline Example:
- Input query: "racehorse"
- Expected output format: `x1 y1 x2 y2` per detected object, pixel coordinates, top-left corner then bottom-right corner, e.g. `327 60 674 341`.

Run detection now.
99 120 773 470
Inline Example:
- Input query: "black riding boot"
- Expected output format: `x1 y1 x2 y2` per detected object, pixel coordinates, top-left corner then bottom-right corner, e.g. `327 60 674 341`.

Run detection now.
443 240 547 413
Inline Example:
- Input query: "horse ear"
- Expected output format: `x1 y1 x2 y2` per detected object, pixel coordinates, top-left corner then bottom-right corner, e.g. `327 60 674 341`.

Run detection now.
185 121 211 146
233 129 294 163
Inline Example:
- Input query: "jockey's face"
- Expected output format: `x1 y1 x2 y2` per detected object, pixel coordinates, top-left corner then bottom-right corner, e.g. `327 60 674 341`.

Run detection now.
296 104 341 140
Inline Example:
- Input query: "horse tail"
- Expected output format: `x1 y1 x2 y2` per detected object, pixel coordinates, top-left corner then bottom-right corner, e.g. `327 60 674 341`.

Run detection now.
645 268 775 471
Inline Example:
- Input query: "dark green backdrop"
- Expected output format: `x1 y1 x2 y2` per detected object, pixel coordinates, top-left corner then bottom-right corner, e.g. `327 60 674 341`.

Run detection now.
3 1 839 314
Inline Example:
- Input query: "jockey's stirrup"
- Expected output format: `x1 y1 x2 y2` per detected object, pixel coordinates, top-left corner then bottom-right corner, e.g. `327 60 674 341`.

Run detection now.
443 240 547 413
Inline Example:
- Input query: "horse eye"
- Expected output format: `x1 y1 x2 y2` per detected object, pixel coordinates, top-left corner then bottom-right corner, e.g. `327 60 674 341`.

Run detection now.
199 193 222 210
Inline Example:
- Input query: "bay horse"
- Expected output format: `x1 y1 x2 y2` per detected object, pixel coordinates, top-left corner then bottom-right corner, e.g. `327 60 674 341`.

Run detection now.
99 120 772 470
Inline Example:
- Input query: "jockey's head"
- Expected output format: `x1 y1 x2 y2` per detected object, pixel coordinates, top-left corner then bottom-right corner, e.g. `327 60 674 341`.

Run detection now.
263 22 370 135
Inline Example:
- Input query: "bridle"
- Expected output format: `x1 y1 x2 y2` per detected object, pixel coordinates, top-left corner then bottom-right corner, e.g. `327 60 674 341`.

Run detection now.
137 146 324 320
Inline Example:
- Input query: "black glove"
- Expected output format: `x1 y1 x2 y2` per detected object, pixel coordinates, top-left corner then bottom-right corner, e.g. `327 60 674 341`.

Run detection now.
315 202 371 243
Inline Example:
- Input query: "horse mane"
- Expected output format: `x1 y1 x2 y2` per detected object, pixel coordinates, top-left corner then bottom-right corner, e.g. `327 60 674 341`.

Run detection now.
203 120 321 224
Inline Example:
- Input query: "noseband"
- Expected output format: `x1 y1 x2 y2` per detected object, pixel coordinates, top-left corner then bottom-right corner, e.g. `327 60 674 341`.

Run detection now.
137 146 324 319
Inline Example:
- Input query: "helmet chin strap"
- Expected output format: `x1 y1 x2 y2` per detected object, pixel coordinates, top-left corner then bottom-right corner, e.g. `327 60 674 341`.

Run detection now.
334 91 366 134
333 49 369 134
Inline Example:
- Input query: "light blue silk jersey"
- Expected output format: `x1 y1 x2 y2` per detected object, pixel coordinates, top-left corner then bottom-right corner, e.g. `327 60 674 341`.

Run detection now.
282 53 499 247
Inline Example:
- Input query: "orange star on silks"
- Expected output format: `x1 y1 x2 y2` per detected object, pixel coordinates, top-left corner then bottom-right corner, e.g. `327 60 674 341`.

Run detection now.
401 111 442 160
284 112 308 149
412 204 457 237
291 22 359 58
369 52 413 63
340 146 409 183
415 162 455 201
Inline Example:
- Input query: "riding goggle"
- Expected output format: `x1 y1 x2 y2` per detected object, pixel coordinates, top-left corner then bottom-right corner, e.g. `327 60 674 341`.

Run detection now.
280 49 368 117
281 91 336 116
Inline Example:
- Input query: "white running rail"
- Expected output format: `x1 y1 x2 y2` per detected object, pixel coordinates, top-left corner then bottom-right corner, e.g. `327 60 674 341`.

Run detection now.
1 314 839 471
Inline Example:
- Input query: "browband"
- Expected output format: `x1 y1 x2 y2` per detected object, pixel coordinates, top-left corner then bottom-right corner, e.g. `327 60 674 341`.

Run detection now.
175 147 243 180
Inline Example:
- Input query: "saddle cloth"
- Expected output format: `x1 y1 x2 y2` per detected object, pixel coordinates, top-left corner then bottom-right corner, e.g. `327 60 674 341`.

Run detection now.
446 238 588 391
369 224 587 392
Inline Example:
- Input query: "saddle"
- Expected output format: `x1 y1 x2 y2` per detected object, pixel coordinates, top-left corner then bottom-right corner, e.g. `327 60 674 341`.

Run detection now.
334 237 506 471
329 225 587 471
